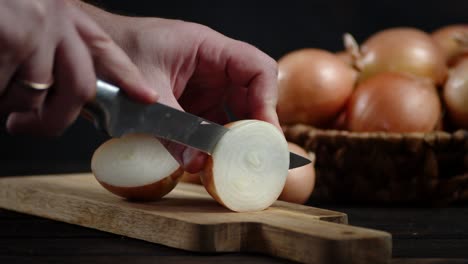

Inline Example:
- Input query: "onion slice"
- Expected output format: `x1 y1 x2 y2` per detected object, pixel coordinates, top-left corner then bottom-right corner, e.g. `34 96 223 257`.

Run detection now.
91 134 183 201
201 120 289 212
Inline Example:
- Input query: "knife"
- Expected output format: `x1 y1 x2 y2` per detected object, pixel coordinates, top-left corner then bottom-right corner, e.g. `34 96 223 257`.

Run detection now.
82 80 311 169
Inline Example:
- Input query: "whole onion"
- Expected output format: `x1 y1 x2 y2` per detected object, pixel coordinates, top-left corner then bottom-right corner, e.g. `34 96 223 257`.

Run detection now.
347 72 441 133
351 28 448 85
277 48 357 127
432 24 468 66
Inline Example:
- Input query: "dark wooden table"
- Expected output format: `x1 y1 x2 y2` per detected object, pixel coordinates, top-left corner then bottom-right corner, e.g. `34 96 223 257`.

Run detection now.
1 161 468 264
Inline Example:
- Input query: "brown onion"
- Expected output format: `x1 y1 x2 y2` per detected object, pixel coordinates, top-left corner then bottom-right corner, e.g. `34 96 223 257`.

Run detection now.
278 142 315 204
442 59 468 129
351 28 447 85
91 134 183 201
432 24 468 66
336 50 353 66
347 72 441 133
180 171 202 185
277 48 357 127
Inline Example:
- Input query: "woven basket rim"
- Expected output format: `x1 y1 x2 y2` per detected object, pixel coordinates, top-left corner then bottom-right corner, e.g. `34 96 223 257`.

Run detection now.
283 124 468 140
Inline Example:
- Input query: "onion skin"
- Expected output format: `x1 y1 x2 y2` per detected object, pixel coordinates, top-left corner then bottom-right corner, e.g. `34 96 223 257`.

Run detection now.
443 59 468 129
180 171 202 185
277 48 357 127
357 27 448 85
432 24 468 66
278 143 315 204
336 50 353 66
347 72 441 133
201 155 224 207
98 168 183 201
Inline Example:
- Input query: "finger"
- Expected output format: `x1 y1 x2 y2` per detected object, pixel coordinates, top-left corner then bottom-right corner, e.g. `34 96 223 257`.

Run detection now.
178 85 229 119
0 81 48 113
222 40 280 130
70 8 158 104
0 55 20 99
182 147 207 174
15 37 55 88
199 105 230 124
7 29 95 136
226 85 248 121
0 42 55 113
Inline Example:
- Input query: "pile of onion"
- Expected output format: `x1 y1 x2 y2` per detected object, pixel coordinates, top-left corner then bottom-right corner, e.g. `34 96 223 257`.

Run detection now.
277 48 357 127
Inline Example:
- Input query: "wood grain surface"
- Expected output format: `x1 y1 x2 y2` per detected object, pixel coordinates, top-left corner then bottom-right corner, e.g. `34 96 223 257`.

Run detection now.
0 173 391 264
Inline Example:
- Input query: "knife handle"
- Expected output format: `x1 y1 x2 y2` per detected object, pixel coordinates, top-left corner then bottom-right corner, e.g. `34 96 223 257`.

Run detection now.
81 80 119 135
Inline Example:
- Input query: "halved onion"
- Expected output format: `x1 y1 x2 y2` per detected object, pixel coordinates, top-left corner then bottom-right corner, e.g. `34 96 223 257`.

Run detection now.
91 134 183 201
201 120 289 212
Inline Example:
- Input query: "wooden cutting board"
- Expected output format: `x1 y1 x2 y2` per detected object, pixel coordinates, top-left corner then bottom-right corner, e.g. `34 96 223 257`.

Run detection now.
0 173 391 264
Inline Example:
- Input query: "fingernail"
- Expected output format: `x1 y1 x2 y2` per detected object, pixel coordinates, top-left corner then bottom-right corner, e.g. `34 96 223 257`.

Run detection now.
148 89 159 102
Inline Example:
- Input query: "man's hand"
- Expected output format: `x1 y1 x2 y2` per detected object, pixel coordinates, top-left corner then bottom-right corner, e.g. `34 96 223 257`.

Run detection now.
0 0 157 136
75 3 280 172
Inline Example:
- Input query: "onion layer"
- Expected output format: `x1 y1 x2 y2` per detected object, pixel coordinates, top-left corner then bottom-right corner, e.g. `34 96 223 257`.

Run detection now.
202 120 289 212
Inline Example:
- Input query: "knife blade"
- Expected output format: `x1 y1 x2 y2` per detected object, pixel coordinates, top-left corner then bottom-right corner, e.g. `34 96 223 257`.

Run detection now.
82 80 311 169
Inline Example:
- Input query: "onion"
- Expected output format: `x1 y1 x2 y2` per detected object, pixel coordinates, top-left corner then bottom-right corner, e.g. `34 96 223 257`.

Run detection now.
277 48 357 127
329 110 348 130
347 72 441 133
180 171 202 185
91 134 183 201
201 120 289 212
336 50 353 66
442 59 468 129
278 142 316 204
347 28 448 85
431 24 468 66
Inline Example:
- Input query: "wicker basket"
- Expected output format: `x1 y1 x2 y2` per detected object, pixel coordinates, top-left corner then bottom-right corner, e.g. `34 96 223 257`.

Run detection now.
283 124 468 206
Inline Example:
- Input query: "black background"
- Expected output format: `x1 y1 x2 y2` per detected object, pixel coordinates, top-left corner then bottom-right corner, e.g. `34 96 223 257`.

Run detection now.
1 0 468 173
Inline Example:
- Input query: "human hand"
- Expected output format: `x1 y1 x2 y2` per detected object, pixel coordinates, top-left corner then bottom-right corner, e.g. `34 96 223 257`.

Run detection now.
0 0 157 136
100 17 280 172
